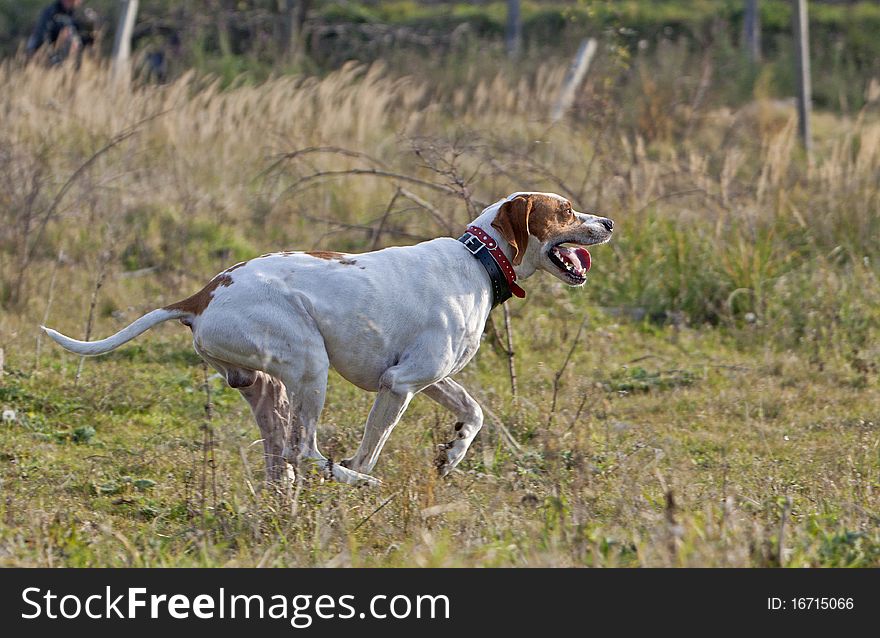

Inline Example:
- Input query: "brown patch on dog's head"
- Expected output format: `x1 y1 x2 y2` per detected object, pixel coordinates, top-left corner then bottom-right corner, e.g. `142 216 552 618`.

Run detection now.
492 194 579 265
524 194 580 242
491 195 532 265
164 273 233 319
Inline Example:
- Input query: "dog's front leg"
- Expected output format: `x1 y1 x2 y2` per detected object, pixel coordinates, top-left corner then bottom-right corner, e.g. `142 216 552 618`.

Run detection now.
342 371 416 475
422 378 484 476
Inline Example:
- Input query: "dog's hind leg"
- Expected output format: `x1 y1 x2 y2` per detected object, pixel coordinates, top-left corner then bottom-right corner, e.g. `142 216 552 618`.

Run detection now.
198 353 290 485
193 350 290 483
238 372 290 484
422 378 483 476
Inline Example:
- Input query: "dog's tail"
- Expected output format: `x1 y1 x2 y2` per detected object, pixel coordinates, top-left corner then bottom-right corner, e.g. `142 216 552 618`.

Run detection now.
41 308 189 357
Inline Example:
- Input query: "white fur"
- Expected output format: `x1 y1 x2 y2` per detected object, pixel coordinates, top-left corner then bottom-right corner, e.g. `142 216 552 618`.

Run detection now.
42 309 184 356
42 192 613 485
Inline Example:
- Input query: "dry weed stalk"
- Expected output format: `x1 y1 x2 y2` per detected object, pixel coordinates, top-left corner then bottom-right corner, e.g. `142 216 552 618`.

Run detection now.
74 245 113 385
547 315 590 427
34 249 65 371
199 362 218 534
501 304 518 399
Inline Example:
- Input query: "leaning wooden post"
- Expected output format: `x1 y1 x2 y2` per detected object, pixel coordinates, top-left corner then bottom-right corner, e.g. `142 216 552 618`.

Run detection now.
793 0 812 154
111 0 139 84
551 38 597 122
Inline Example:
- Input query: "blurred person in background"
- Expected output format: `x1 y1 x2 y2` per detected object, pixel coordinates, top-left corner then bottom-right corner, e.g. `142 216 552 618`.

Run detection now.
26 0 98 66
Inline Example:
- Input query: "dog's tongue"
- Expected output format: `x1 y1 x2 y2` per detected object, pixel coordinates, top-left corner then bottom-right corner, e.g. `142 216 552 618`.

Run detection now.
554 245 592 275
573 247 591 272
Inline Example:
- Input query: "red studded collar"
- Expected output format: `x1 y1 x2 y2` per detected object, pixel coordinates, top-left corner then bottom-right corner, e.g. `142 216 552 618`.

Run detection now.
457 225 526 306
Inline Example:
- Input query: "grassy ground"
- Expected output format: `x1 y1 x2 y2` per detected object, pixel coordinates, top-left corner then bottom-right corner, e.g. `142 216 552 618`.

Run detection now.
2 306 878 567
1 54 879 566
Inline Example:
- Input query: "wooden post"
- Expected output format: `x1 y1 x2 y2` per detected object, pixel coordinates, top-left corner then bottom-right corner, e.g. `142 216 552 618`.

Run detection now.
743 0 761 62
506 0 522 59
280 0 310 63
793 0 812 154
551 38 597 122
281 0 298 59
111 0 139 83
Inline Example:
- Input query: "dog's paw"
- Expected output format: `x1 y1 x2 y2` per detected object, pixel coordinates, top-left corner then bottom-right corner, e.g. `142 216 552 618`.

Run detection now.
434 441 464 477
329 461 382 487
339 457 359 472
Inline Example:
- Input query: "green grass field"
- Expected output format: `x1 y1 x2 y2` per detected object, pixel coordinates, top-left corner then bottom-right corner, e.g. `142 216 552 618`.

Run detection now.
3 305 879 567
1 51 878 566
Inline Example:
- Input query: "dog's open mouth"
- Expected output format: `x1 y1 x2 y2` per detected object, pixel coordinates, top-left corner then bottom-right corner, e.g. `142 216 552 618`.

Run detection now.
549 242 591 283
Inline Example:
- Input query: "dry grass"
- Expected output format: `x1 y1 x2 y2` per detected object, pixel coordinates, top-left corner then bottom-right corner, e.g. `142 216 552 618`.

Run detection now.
0 55 878 566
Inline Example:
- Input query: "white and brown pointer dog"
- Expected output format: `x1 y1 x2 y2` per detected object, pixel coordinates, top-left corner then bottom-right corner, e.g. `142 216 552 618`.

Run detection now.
43 192 613 485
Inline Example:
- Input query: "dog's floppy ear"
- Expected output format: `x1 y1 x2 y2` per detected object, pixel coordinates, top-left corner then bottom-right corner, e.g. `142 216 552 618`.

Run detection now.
491 195 532 266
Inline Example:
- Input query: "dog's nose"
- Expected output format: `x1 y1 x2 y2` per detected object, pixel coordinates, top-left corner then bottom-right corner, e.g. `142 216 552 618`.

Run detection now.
599 218 614 232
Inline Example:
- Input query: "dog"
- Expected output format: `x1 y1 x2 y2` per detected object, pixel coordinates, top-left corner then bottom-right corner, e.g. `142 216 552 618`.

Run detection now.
42 192 613 485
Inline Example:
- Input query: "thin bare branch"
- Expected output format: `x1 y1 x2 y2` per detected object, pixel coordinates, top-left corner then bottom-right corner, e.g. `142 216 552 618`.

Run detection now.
548 315 590 427
477 398 524 456
283 168 468 201
398 187 453 234
352 491 399 532
26 109 171 266
370 187 403 249
299 212 430 243
260 145 391 179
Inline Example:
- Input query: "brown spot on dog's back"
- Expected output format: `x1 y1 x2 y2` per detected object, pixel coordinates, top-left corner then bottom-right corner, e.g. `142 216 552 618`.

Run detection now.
306 251 358 265
306 251 344 260
259 250 298 258
223 260 248 274
164 273 233 318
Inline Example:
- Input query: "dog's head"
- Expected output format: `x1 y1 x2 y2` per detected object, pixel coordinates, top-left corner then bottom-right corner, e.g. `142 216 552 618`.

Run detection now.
491 192 613 286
